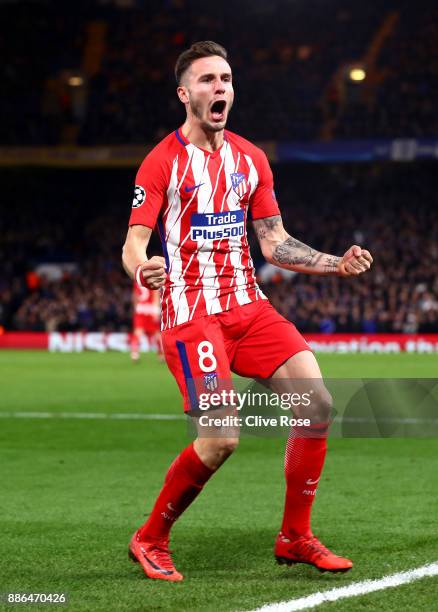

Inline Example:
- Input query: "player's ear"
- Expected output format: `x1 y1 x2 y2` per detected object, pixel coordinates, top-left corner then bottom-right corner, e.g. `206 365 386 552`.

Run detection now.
177 85 189 105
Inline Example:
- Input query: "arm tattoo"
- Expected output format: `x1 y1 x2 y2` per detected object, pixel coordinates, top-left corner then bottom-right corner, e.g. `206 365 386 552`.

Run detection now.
273 237 321 266
253 215 281 240
323 255 341 273
273 239 341 272
253 215 341 274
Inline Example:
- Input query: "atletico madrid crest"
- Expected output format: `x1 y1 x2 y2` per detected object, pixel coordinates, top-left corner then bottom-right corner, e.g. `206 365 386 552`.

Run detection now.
230 172 248 198
204 372 218 391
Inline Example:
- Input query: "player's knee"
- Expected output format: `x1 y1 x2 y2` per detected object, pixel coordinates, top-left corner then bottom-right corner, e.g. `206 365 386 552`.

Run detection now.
216 436 239 457
195 436 239 470
208 436 239 466
311 387 333 424
294 386 332 425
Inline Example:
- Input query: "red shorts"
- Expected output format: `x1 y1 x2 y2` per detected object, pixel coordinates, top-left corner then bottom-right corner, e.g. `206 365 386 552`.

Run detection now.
133 314 159 334
161 300 311 412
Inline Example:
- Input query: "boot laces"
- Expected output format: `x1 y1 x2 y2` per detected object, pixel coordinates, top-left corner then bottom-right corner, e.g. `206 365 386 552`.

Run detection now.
295 535 330 560
149 542 175 571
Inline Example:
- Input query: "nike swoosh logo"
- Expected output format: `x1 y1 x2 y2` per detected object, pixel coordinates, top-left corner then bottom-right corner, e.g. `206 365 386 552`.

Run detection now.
184 182 205 192
167 502 176 512
306 477 320 485
140 547 173 575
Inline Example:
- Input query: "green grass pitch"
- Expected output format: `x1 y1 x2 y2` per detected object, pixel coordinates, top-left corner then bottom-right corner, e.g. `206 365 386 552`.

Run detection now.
1 351 438 611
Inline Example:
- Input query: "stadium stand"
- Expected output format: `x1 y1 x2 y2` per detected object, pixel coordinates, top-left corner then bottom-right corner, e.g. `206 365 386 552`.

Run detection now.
1 163 436 334
2 0 435 145
1 1 436 335
334 2 438 138
0 1 84 145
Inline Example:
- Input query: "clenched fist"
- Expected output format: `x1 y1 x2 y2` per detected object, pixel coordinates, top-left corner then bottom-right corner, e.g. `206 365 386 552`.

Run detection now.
136 256 167 289
338 245 373 277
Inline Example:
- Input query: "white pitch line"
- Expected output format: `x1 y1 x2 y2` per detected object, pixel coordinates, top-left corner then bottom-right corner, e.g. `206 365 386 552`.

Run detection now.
246 561 438 612
0 411 185 421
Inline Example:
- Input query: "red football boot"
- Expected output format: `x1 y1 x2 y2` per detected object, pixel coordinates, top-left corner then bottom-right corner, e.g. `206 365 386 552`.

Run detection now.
275 532 353 573
128 530 183 582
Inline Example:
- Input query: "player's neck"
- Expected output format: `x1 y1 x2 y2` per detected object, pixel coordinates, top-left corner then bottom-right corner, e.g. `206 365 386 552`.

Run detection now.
181 121 224 153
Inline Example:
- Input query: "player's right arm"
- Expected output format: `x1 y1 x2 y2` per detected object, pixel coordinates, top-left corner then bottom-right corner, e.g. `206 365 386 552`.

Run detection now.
122 148 168 289
122 225 166 289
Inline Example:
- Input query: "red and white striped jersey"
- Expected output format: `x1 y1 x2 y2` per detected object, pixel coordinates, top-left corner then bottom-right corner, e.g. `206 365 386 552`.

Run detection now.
129 128 280 330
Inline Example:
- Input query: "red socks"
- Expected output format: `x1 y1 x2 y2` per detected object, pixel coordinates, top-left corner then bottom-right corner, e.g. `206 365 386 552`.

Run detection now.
281 431 328 539
138 443 213 541
138 432 327 542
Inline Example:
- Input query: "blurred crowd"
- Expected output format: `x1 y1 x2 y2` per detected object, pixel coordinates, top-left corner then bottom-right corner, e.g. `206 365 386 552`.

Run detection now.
1 0 436 145
0 167 137 333
79 0 383 144
263 163 438 334
9 265 132 333
335 4 438 138
1 163 437 334
0 2 84 145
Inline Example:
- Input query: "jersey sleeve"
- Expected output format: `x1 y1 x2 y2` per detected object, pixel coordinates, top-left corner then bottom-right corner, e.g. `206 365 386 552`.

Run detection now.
249 149 281 220
128 151 167 229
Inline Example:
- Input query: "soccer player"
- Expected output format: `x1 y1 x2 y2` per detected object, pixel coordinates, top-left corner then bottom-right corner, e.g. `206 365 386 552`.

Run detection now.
122 41 373 582
130 281 161 362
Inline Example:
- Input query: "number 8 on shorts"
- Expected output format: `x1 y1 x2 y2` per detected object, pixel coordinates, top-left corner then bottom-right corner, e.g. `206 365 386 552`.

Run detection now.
197 341 217 373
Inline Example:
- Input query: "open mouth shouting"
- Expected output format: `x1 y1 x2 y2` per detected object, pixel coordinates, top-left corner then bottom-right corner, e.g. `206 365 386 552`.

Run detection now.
210 99 227 122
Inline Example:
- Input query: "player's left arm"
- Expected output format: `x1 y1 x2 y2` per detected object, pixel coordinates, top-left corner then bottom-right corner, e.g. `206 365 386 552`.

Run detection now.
253 214 373 276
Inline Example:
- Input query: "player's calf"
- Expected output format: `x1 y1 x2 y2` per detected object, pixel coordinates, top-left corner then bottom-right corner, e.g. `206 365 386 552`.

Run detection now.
194 436 239 471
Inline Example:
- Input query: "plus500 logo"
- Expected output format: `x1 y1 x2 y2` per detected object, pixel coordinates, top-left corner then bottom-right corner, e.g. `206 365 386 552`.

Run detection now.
190 210 244 241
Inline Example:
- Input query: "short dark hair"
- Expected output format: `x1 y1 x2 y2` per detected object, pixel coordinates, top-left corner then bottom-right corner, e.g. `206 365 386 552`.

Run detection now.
175 41 228 84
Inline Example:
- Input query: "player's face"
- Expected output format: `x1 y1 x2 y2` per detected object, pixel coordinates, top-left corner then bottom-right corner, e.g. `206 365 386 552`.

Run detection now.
179 56 234 132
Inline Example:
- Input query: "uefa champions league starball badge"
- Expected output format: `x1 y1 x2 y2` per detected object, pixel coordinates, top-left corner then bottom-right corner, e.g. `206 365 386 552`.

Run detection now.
132 185 146 208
